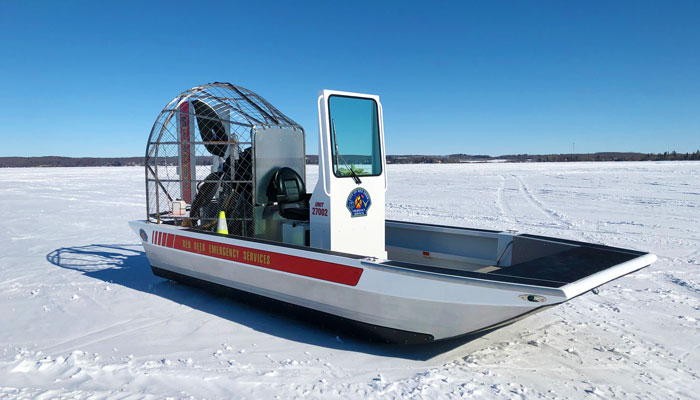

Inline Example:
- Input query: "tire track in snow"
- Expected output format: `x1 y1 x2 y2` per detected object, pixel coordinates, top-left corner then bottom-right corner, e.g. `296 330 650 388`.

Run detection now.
36 317 176 358
680 343 700 362
495 174 517 224
511 175 700 246
386 203 501 224
512 174 574 229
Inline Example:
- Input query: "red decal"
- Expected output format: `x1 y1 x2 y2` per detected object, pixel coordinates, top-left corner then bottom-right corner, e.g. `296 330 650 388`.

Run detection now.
179 102 193 203
312 207 328 216
172 235 363 286
167 233 175 248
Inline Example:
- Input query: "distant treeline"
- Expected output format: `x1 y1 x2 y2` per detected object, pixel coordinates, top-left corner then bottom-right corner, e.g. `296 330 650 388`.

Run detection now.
1 151 698 167
495 151 700 163
0 155 229 168
0 156 144 168
382 151 700 164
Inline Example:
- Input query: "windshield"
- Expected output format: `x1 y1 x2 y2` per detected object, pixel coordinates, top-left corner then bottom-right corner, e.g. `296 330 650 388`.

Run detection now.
328 95 382 177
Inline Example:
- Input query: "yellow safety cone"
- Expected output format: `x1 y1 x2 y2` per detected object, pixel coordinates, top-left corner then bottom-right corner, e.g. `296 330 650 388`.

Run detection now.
216 211 229 234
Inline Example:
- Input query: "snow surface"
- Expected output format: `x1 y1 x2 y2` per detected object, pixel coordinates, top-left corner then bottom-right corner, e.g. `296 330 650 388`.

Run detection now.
0 162 698 399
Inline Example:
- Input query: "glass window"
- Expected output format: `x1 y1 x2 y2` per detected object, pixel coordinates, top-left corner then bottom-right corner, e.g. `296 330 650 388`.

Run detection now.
328 95 382 177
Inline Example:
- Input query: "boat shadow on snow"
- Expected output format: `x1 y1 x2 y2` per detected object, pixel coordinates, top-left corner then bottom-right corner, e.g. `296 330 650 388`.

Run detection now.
46 243 501 360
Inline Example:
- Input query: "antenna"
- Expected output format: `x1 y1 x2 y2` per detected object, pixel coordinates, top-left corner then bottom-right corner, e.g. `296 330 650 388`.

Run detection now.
331 118 340 169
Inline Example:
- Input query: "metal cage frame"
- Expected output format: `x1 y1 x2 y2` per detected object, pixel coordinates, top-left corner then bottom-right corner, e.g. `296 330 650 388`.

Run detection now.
145 82 303 237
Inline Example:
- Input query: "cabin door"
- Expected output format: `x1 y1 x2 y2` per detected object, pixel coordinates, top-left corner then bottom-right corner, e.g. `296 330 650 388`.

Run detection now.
310 90 387 259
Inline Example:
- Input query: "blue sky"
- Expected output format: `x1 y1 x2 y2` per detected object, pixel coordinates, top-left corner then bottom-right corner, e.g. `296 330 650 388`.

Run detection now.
0 1 698 157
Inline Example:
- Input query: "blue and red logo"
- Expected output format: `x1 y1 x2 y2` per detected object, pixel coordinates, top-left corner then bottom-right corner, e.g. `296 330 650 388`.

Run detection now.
346 188 371 217
139 228 148 242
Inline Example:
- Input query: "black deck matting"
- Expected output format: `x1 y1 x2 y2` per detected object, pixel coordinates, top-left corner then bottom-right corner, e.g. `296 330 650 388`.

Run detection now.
384 244 643 288
491 246 639 285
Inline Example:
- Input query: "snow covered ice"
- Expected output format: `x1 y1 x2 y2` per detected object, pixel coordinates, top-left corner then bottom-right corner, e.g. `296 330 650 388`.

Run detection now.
0 162 698 399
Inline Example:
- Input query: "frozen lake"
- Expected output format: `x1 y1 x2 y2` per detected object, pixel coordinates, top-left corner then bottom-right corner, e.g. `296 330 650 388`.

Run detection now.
1 162 698 399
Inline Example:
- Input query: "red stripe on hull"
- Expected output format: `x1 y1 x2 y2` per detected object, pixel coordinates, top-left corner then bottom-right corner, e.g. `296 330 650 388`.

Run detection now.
170 234 363 286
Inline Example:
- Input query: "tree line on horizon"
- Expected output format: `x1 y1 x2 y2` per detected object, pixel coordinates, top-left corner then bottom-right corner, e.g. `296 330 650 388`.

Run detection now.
383 150 700 164
0 151 698 167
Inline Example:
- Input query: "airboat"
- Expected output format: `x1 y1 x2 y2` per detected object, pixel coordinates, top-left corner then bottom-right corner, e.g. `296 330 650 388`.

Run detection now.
130 83 656 343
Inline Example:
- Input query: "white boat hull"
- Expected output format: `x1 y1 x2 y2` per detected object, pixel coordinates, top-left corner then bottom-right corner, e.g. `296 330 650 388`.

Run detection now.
130 220 655 342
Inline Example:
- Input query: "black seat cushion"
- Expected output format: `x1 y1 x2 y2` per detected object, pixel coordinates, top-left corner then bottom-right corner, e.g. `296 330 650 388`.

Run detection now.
280 206 309 221
267 167 309 221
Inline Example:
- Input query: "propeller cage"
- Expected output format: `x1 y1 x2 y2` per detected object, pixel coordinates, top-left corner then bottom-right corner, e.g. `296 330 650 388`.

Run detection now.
145 82 303 237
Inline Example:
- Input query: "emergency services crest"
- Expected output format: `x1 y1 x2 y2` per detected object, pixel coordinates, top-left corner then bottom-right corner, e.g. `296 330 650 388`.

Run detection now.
346 187 371 217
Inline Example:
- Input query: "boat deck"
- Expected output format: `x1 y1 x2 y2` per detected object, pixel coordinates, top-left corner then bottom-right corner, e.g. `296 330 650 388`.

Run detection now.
179 221 647 289
383 242 643 288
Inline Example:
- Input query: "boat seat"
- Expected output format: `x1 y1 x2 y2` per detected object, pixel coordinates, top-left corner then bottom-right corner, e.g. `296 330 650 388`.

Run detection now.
267 167 310 221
